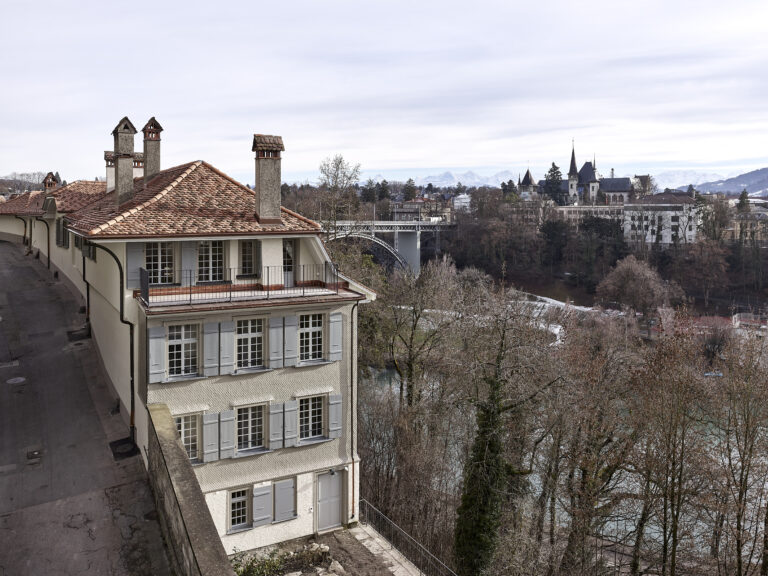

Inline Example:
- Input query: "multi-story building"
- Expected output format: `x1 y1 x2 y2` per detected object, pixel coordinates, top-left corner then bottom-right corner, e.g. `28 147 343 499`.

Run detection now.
623 191 699 246
0 116 374 553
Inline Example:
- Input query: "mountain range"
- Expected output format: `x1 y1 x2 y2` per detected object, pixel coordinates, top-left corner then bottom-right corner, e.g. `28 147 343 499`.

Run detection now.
674 167 768 196
363 167 768 196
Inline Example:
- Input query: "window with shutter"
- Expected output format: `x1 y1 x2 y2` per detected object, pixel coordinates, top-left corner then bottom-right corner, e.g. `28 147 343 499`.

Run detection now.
229 488 251 531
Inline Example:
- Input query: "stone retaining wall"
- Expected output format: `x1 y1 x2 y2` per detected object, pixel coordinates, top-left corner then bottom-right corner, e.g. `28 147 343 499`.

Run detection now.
147 403 236 576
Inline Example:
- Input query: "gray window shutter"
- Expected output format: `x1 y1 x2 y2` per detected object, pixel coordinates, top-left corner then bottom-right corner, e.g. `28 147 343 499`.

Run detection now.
269 402 284 450
284 315 298 367
252 485 273 527
329 312 342 361
55 219 61 246
202 413 219 462
219 409 235 459
148 325 166 383
283 400 298 448
273 478 296 522
328 394 342 439
181 241 196 286
203 322 219 377
269 317 283 369
219 321 235 375
125 243 143 289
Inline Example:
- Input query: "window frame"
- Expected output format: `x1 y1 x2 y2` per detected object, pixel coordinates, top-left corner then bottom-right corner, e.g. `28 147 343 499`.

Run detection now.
298 313 324 363
175 413 201 463
238 239 261 278
236 318 266 370
228 487 252 532
236 404 267 454
145 241 175 285
167 323 200 378
197 240 224 283
298 395 325 441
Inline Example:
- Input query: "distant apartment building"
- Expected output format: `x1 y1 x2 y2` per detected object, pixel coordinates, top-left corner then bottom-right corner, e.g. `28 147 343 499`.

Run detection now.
623 191 699 246
0 117 374 553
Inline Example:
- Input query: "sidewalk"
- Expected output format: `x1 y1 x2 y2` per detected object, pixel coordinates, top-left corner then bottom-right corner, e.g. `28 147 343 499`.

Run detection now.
0 241 171 575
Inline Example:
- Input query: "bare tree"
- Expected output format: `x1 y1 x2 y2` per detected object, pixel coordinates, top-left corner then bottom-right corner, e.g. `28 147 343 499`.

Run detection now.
318 154 361 238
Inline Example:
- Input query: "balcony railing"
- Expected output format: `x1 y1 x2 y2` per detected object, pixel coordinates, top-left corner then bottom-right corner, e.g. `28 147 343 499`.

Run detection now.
138 263 342 306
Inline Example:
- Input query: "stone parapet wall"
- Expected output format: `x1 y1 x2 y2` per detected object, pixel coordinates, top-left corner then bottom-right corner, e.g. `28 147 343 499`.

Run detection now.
147 403 235 576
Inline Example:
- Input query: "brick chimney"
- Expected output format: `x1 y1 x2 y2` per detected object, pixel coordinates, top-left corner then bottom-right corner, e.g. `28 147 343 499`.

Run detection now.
112 117 137 207
252 134 284 224
142 117 163 183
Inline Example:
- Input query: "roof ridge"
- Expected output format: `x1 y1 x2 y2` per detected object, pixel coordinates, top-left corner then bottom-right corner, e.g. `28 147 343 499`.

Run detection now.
280 206 321 229
88 161 202 235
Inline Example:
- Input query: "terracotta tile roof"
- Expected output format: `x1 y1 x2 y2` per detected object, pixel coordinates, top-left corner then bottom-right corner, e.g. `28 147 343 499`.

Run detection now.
66 160 321 238
0 190 44 215
51 181 107 213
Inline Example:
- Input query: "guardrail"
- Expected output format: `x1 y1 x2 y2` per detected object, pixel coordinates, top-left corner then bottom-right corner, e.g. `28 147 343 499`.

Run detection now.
359 498 457 576
139 263 341 306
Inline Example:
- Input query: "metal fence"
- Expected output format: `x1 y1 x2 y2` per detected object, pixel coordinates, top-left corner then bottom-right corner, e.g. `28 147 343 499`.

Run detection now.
359 498 457 576
139 262 340 306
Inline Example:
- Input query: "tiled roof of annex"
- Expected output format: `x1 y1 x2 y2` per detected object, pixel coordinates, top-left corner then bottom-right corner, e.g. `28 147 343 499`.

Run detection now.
0 181 107 217
0 190 44 215
51 181 107 213
66 160 321 238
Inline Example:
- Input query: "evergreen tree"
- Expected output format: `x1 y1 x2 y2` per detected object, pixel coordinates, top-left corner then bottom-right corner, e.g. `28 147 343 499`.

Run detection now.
737 188 750 213
377 179 390 201
544 163 564 205
361 179 377 203
403 178 417 201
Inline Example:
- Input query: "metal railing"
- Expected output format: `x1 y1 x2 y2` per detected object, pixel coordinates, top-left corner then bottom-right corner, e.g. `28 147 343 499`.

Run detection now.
138 263 341 306
359 498 457 576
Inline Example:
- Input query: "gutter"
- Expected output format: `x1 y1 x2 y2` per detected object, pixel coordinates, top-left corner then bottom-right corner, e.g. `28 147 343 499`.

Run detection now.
34 217 50 269
85 241 137 444
350 300 359 521
13 216 27 246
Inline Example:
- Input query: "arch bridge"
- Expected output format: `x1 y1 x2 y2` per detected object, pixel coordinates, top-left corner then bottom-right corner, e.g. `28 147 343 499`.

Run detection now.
326 220 455 275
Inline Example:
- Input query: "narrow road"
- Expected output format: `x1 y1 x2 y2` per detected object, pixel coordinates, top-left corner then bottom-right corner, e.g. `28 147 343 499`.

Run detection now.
0 241 170 575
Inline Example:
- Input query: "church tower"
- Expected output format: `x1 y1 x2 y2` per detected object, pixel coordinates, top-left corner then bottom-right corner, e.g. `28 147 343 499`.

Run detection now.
568 143 578 202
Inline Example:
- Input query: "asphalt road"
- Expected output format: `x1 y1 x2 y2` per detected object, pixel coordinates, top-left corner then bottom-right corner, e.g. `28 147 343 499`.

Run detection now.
0 241 170 576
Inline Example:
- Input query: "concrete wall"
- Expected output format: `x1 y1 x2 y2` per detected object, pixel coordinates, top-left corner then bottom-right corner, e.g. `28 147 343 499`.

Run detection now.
0 215 26 243
147 404 236 576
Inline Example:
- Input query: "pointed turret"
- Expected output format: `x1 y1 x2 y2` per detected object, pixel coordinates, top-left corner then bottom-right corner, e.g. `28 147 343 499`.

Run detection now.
568 143 578 177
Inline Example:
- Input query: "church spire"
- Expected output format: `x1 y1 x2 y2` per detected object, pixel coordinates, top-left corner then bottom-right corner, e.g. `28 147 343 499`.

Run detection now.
568 141 578 177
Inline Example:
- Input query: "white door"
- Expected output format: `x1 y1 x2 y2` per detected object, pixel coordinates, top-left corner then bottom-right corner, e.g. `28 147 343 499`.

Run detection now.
317 471 342 531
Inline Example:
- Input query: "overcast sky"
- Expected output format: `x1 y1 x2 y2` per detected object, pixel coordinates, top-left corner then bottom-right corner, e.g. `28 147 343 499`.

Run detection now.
2 0 767 185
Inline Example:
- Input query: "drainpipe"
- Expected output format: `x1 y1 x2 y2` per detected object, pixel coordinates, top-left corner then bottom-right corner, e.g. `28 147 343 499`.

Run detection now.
34 217 50 269
87 242 136 444
13 216 27 245
350 300 359 520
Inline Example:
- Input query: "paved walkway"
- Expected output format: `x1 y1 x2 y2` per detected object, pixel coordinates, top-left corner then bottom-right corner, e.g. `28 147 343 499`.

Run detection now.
0 241 170 575
350 524 422 576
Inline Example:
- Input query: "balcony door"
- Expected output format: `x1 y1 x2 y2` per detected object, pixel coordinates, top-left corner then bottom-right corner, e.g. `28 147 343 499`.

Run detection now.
283 239 295 288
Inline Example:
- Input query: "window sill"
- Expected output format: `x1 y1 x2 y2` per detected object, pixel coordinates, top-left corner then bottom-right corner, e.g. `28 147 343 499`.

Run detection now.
235 273 261 280
297 437 332 447
226 525 253 535
233 366 272 376
234 447 272 458
163 374 205 383
294 359 333 368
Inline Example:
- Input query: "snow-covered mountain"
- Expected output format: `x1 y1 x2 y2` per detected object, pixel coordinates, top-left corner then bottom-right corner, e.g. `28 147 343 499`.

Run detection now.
415 170 518 188
679 167 768 196
653 171 726 191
